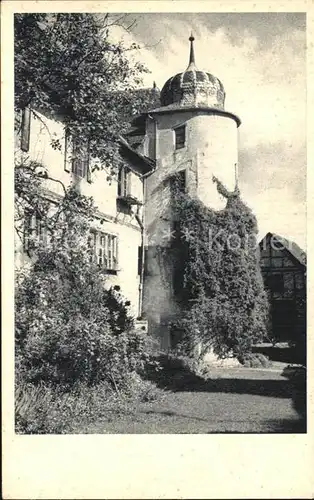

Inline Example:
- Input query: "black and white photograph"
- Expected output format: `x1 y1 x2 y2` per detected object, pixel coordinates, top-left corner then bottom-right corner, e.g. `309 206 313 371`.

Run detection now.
3 1 314 497
12 9 307 437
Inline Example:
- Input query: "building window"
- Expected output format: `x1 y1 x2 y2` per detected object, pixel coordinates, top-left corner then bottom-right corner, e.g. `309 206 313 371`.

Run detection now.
295 272 305 290
174 125 186 150
64 133 91 182
118 166 131 197
271 257 284 268
91 231 118 272
23 212 48 252
72 139 90 179
21 107 31 152
260 257 270 267
266 273 284 293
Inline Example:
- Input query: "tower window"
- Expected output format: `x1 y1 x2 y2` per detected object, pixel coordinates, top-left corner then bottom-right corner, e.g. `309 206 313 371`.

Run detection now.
174 125 186 150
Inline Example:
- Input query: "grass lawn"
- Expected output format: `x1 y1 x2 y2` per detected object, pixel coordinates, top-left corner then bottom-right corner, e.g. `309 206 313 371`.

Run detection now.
81 367 306 434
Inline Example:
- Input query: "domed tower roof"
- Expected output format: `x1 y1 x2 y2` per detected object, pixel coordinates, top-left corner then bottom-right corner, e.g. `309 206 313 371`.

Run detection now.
160 33 225 109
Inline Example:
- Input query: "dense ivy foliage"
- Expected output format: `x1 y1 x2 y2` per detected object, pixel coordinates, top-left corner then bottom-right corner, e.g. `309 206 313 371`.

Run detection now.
169 177 269 359
15 188 152 388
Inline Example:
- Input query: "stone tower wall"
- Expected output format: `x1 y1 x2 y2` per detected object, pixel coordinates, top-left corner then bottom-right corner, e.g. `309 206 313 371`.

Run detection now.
143 110 239 349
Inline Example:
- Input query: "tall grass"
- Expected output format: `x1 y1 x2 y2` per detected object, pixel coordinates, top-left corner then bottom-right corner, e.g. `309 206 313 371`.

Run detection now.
15 375 162 434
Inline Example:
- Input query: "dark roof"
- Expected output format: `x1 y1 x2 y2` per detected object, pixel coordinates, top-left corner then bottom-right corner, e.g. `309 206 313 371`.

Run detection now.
160 69 225 108
118 136 155 175
131 104 241 128
260 232 306 266
126 136 145 150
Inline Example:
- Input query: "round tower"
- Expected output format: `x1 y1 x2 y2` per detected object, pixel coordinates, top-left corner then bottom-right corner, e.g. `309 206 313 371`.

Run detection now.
138 35 241 349
143 33 241 211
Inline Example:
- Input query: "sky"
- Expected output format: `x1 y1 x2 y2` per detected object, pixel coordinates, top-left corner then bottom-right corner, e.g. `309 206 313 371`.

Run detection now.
110 13 306 249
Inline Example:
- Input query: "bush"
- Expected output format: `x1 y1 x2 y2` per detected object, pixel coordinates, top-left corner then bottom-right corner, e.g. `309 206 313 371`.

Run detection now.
281 365 306 419
141 353 209 390
15 188 152 389
238 352 271 368
16 320 152 388
119 371 164 403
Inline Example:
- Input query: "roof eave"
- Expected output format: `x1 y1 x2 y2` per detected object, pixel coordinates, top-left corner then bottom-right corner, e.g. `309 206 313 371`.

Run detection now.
118 136 155 174
140 105 241 128
259 232 306 267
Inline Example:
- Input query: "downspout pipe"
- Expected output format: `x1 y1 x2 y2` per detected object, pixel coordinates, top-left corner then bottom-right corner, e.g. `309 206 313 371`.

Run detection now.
134 113 158 318
135 205 145 319
135 167 156 319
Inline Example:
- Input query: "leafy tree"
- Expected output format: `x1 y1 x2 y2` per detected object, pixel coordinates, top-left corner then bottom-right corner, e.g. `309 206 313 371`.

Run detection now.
168 176 269 359
14 13 159 246
14 13 151 165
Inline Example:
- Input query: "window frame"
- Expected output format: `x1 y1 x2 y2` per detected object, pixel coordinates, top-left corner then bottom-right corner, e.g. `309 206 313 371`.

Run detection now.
174 124 186 150
91 230 118 273
71 138 90 180
23 211 48 252
64 131 91 182
118 166 131 197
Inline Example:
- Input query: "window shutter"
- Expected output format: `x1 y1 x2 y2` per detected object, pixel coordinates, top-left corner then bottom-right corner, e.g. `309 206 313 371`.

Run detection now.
127 169 132 196
64 131 73 173
21 107 31 152
117 167 122 196
86 143 92 183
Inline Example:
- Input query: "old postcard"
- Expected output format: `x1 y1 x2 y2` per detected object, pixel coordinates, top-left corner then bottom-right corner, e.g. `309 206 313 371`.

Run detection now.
2 0 313 498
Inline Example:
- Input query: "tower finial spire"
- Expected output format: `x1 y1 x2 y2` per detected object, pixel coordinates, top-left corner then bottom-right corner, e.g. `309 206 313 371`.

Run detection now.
187 31 196 70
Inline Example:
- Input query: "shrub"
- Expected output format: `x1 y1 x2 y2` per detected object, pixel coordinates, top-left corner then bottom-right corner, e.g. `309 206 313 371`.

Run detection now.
15 188 151 389
238 352 271 368
290 294 306 366
281 365 306 419
141 353 208 390
16 319 152 388
118 372 164 403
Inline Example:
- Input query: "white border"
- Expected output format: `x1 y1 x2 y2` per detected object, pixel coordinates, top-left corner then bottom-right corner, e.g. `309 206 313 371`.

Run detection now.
2 2 313 499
